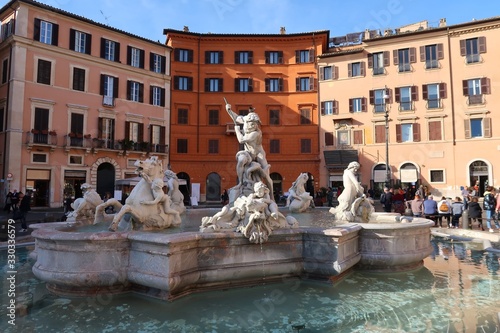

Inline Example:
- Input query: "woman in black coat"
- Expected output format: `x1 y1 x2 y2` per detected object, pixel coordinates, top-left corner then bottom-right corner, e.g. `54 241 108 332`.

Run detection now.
468 196 483 230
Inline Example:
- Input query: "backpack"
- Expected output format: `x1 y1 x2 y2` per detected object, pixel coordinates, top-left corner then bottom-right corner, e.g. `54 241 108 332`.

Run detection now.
380 193 386 204
438 202 449 213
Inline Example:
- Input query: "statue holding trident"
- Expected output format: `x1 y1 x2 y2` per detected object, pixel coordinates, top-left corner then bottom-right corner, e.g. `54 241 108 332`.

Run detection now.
200 98 298 244
224 98 273 200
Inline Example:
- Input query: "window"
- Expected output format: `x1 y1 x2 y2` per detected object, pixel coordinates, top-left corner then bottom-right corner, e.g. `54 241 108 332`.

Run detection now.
423 83 446 109
208 109 219 125
235 51 253 64
69 113 84 146
395 86 417 111
465 118 491 139
235 78 252 92
396 123 420 142
368 51 388 75
208 139 219 154
177 138 188 153
70 29 91 54
265 78 282 92
31 107 49 144
205 78 223 92
126 121 143 143
463 78 490 105
320 65 337 80
296 77 314 91
348 62 365 77
174 76 193 91
460 37 486 64
0 107 4 132
420 44 443 69
100 75 118 106
150 86 165 106
1 19 14 40
2 58 8 84
369 88 390 113
175 49 193 62
428 120 442 141
69 155 83 165
98 117 115 149
32 153 48 163
320 100 338 115
127 46 144 68
127 80 144 102
349 98 366 113
270 139 280 153
353 130 364 145
325 132 334 146
34 19 58 46
300 139 311 153
430 170 444 183
101 38 120 62
37 59 51 85
150 53 166 73
178 108 188 124
269 109 280 125
150 125 166 153
300 109 311 125
393 48 415 72
72 67 85 91
205 51 223 64
375 124 387 144
265 51 283 64
296 50 313 63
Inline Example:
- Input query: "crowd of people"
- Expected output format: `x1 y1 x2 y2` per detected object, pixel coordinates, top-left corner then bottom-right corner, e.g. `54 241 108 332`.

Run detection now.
378 184 500 232
3 189 32 232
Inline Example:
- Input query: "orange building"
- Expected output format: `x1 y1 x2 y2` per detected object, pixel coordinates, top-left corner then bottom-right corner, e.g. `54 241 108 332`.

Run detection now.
165 28 329 202
0 0 171 207
318 18 500 198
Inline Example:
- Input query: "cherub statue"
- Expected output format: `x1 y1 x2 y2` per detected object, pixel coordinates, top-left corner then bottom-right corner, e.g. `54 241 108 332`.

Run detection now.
67 183 103 222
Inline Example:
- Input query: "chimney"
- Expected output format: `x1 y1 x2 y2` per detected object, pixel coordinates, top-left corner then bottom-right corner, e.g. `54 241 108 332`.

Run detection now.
364 29 370 40
183 26 189 32
439 18 446 27
280 27 286 34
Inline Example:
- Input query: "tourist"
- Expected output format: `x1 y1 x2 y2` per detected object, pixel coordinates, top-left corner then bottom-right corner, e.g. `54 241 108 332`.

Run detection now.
221 189 229 205
380 187 393 213
327 187 334 207
461 185 470 208
10 189 19 211
392 188 406 215
468 196 484 231
483 186 499 232
437 196 452 228
408 194 424 217
423 195 438 226
3 191 13 212
451 197 465 228
18 191 32 232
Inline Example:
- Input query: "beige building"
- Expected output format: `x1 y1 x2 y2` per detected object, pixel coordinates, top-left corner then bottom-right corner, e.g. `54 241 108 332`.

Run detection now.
318 17 500 198
0 0 171 207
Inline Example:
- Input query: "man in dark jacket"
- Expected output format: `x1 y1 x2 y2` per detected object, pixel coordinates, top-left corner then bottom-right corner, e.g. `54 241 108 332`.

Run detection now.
380 187 393 212
483 186 498 232
18 191 32 232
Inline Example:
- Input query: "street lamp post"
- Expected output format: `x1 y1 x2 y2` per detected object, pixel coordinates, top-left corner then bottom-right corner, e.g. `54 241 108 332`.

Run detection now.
383 87 390 188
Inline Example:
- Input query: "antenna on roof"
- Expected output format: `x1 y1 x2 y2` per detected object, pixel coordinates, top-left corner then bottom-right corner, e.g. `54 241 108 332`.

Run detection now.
100 10 111 24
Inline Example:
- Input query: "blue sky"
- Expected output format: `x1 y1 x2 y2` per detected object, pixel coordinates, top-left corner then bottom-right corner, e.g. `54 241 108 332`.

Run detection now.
26 0 500 42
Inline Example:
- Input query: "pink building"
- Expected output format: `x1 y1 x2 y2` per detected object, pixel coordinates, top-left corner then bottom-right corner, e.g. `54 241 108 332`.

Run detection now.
0 0 171 207
318 18 500 198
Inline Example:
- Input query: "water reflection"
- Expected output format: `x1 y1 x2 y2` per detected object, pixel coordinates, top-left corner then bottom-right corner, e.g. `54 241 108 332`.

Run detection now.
1 238 499 332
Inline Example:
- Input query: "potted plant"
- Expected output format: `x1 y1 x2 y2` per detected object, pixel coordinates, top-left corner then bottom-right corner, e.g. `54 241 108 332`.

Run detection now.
68 132 76 138
139 141 150 152
49 130 57 136
119 139 134 151
84 134 91 139
31 129 39 134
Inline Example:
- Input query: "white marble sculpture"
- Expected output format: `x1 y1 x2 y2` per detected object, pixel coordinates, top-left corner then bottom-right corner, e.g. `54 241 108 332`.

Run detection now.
200 100 298 243
164 169 186 214
66 183 103 223
94 156 181 231
285 172 313 213
329 161 374 223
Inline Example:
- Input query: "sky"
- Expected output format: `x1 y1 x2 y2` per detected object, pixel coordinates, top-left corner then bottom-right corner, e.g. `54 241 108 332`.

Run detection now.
12 0 500 42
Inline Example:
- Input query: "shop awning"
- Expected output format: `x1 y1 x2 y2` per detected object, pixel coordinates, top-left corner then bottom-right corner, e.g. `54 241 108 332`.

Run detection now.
324 150 358 170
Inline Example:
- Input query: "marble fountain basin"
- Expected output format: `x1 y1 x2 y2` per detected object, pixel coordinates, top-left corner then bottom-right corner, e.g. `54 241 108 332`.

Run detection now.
30 210 434 300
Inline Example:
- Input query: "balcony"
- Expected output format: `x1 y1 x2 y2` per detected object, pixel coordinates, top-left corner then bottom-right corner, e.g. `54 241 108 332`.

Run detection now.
26 130 57 151
468 94 484 106
102 96 115 107
152 143 168 154
64 133 92 154
226 123 235 135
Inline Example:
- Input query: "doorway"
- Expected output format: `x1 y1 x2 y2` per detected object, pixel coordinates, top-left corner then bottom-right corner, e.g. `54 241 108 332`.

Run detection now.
206 172 221 202
96 163 115 199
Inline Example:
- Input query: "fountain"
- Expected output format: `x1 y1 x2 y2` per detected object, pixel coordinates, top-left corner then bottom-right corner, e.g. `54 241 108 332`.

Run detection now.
28 99 434 303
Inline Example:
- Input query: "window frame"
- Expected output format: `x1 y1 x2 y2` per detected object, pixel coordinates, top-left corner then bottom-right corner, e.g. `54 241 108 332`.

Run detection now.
269 139 280 153
177 138 188 153
72 67 86 92
36 58 52 85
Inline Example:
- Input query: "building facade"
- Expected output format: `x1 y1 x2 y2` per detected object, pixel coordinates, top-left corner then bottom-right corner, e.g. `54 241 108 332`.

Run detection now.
318 18 500 198
165 28 329 202
0 0 171 207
